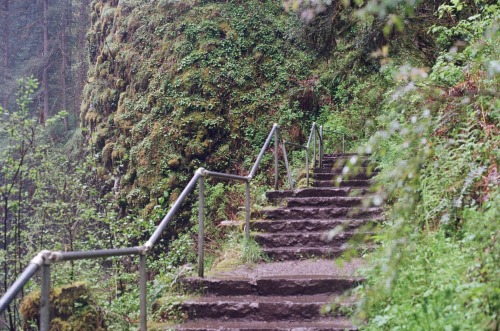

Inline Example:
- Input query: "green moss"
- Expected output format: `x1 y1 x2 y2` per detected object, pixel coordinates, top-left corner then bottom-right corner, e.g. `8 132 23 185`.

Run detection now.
19 283 106 330
151 294 191 324
167 158 180 170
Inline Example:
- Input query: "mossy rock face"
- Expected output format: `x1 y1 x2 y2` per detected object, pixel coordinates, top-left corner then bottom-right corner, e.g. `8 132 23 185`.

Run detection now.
81 0 317 221
19 282 106 331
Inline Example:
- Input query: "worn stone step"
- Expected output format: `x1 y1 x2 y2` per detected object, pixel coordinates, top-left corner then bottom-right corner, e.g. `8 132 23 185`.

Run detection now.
321 159 371 167
180 294 354 321
285 196 364 208
263 247 345 261
313 166 374 174
312 172 374 180
263 245 374 261
253 231 374 248
256 207 383 220
312 179 371 188
322 154 370 159
266 188 370 202
166 318 357 330
252 218 382 233
266 187 351 201
182 275 363 296
322 153 370 158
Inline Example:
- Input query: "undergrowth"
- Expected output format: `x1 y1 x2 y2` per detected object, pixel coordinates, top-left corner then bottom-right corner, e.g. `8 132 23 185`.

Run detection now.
208 232 268 274
343 2 500 330
357 192 499 330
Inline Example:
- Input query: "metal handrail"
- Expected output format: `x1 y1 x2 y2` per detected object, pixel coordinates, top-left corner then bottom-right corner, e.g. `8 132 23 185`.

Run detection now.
0 122 324 331
320 128 356 154
284 122 323 186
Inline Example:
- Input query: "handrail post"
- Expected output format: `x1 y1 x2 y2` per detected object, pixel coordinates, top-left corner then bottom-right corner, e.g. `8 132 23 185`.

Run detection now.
245 181 250 240
139 253 147 331
197 172 205 278
342 133 345 154
305 150 309 187
319 126 324 168
40 252 51 331
313 124 316 168
279 131 293 190
274 129 278 190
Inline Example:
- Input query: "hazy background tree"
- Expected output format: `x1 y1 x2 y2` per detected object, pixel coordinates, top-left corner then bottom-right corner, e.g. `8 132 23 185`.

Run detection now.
0 0 90 130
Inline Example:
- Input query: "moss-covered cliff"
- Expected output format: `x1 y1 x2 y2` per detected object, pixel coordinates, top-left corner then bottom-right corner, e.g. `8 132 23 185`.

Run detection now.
81 0 319 216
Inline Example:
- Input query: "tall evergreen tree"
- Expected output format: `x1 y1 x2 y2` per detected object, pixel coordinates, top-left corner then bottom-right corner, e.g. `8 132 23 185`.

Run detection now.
0 0 89 128
1 0 9 108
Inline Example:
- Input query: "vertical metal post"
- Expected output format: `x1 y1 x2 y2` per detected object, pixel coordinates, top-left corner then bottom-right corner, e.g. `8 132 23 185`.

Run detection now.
198 176 205 278
319 126 324 168
342 134 345 154
305 150 309 187
139 254 147 331
40 263 51 331
245 181 250 240
280 132 293 190
274 130 278 190
313 125 316 168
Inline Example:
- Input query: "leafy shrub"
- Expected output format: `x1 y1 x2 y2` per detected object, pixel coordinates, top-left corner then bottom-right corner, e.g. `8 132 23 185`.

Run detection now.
346 4 500 330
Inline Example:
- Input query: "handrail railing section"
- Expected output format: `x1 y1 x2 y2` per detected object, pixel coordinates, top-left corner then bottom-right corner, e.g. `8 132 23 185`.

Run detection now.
0 122 336 331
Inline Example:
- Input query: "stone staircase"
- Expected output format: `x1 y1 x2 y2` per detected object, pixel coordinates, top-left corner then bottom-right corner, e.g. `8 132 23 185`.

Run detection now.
157 154 380 330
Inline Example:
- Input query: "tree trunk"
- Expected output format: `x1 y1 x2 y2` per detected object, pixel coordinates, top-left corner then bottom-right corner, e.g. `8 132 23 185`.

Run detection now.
61 0 69 130
2 195 14 331
75 0 89 114
2 0 9 108
41 0 49 123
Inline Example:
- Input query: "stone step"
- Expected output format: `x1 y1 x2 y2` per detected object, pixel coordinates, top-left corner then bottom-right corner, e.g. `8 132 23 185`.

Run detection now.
322 153 370 158
322 153 370 159
312 179 371 188
321 159 371 167
266 187 352 201
179 294 354 321
167 318 357 330
263 245 375 261
263 247 345 261
313 166 374 174
285 196 364 208
253 231 374 248
266 188 370 202
312 172 374 180
181 276 363 296
252 218 382 233
256 207 383 220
